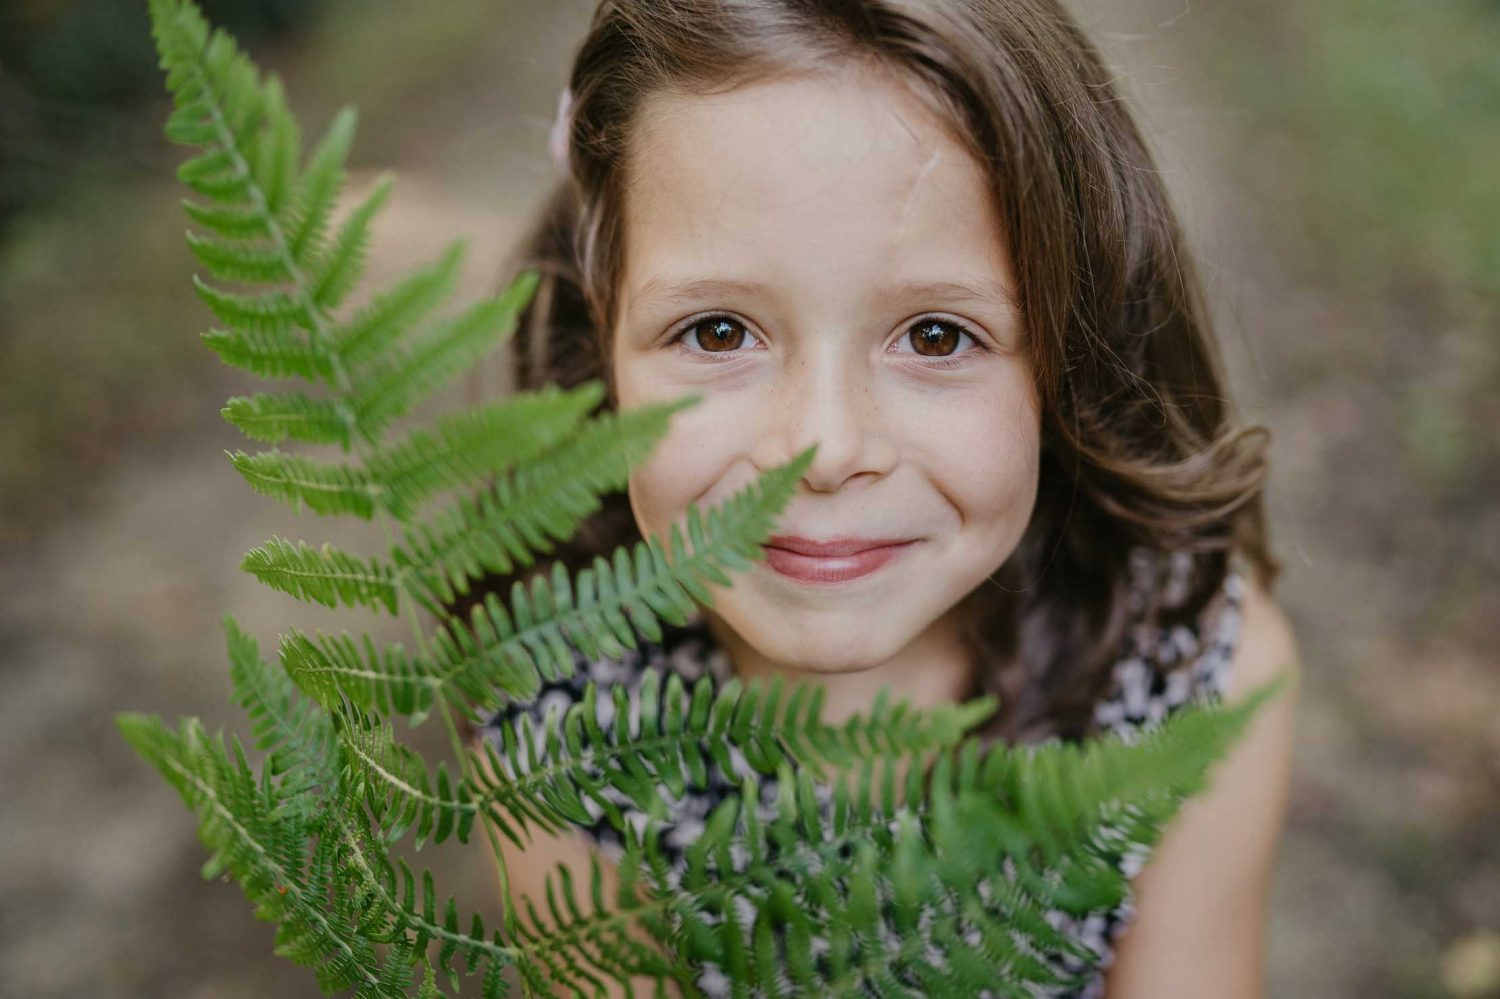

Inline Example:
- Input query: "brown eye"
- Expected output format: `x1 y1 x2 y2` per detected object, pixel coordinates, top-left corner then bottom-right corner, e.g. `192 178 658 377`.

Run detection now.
907 319 963 357
686 316 749 352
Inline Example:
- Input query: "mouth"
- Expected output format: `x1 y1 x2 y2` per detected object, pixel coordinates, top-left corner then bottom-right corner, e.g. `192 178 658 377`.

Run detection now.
761 536 920 585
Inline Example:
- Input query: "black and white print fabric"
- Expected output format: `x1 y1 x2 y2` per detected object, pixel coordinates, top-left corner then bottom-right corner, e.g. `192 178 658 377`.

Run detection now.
479 545 1246 998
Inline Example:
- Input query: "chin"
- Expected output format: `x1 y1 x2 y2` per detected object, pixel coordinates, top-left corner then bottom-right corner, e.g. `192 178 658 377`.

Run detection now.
764 637 887 675
719 599 911 673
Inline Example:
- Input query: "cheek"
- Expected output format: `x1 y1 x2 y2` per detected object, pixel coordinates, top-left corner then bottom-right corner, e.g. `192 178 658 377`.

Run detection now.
617 364 752 544
919 376 1042 532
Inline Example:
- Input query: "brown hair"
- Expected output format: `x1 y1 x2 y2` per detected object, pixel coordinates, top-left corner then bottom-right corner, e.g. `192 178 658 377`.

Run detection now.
483 0 1278 745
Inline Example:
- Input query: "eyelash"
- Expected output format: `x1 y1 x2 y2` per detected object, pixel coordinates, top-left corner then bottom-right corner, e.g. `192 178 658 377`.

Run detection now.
665 312 988 369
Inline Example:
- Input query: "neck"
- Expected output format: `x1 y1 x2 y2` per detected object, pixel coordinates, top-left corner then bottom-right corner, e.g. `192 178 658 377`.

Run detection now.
701 600 979 728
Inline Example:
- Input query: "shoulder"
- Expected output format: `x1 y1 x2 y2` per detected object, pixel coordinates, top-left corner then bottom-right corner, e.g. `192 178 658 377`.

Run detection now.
1103 569 1301 997
1224 569 1301 704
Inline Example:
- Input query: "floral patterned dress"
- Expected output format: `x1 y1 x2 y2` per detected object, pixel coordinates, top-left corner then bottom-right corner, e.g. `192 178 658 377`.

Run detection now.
479 546 1246 997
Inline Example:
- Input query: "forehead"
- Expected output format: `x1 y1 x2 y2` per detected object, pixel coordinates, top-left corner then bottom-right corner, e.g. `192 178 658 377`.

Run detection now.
618 67 1014 317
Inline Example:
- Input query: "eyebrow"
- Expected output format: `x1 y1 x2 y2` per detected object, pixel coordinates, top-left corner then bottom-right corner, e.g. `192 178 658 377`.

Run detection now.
629 275 1021 314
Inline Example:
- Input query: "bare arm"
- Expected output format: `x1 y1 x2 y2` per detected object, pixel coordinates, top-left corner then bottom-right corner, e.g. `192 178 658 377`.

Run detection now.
1103 575 1302 998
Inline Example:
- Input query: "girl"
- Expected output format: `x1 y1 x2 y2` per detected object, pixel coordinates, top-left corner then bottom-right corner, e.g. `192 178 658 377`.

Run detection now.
471 1 1300 995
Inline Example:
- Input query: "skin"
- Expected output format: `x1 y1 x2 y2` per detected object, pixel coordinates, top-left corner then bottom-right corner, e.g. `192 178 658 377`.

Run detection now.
610 63 1042 727
484 59 1300 999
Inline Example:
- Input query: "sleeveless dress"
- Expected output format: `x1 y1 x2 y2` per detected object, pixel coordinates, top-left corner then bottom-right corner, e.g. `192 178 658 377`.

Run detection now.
479 546 1247 998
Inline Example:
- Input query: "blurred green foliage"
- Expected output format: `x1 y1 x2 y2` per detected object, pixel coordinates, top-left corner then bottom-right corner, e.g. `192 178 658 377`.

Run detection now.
1213 0 1499 308
1205 0 1500 499
0 0 576 544
1 0 331 229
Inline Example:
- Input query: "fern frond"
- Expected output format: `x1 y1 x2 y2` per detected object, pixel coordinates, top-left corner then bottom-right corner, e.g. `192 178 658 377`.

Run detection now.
975 669 1292 908
640 675 1290 998
395 395 699 608
250 75 299 216
193 276 310 334
225 617 341 795
427 445 816 706
467 666 996 850
349 271 539 435
326 809 521 997
114 709 393 993
310 172 393 311
201 327 332 383
229 449 379 517
176 146 253 202
285 106 358 267
280 628 442 723
227 384 603 517
332 240 465 367
223 392 352 447
365 380 605 518
328 802 694 999
263 446 818 732
505 850 687 999
186 229 293 284
242 536 399 614
654 770 1068 996
337 703 477 849
181 198 273 240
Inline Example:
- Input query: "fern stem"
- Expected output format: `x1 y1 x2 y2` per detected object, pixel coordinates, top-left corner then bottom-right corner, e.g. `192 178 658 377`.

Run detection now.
206 42 530 934
154 747 384 991
330 812 515 965
330 808 680 993
205 38 526 911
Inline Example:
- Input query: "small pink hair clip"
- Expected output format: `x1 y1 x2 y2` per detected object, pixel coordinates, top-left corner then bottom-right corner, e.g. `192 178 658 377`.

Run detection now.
548 84 574 172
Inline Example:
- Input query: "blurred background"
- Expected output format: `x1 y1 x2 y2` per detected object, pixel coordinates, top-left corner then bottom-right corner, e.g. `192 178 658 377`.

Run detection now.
0 0 1495 995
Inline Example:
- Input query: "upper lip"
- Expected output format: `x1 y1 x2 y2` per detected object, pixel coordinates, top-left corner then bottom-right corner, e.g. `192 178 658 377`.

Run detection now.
765 535 917 557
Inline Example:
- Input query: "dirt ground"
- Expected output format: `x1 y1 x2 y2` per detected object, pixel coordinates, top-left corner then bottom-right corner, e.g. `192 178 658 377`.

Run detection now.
1 2 1495 997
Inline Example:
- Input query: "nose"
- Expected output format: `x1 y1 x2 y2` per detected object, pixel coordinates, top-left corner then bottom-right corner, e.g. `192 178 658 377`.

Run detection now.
750 348 898 492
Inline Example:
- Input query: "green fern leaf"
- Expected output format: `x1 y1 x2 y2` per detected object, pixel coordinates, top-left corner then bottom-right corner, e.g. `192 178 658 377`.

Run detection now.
200 327 331 382
395 395 699 608
350 270 539 434
181 198 273 240
250 75 300 216
164 104 218 146
279 628 441 724
193 276 310 334
333 240 465 367
427 447 814 708
286 106 358 267
114 709 393 993
223 616 340 819
310 172 393 310
366 380 605 518
328 805 677 999
176 146 252 201
242 535 398 614
464 667 996 850
226 385 601 516
228 449 379 518
222 392 351 447
981 668 1291 879
185 229 291 284
336 704 477 849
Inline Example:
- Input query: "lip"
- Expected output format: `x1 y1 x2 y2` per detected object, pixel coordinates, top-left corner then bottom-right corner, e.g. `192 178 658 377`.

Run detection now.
761 536 919 585
765 535 916 557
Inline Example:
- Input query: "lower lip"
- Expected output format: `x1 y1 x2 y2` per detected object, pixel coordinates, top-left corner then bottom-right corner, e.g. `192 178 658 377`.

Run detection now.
761 541 918 585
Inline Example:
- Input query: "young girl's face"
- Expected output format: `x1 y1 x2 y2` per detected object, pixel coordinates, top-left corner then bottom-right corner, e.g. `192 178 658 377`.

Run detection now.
611 65 1041 674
